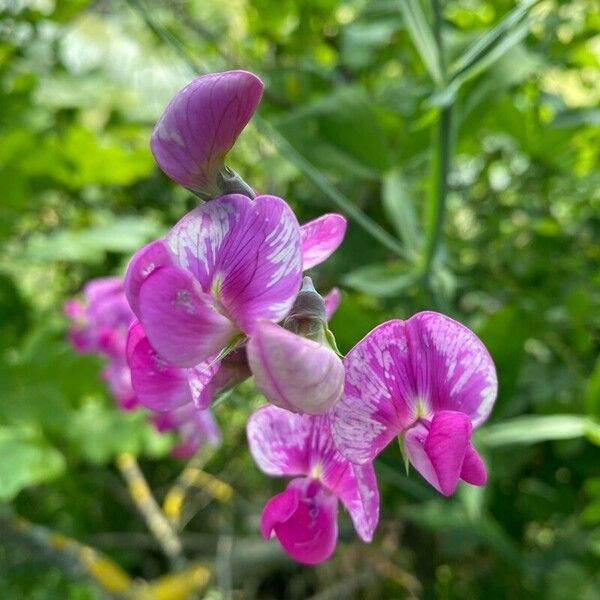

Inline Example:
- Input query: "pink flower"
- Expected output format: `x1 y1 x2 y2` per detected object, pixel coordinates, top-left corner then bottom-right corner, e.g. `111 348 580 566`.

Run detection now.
247 278 344 415
64 276 133 359
151 70 264 198
247 405 379 564
152 402 220 459
330 312 497 497
125 193 303 369
299 213 346 271
126 320 249 412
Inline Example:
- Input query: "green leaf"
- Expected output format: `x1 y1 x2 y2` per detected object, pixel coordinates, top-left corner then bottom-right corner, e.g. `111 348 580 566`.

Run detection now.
68 399 172 464
585 357 600 418
382 170 422 256
24 216 163 263
476 415 591 447
449 0 537 81
551 108 600 129
399 0 443 86
0 427 66 501
342 262 419 297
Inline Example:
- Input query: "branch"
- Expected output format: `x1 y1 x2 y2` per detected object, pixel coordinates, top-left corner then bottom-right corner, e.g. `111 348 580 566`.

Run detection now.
115 453 183 566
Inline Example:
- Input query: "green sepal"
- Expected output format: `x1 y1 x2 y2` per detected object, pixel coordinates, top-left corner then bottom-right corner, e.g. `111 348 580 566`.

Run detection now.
324 324 343 358
398 435 410 475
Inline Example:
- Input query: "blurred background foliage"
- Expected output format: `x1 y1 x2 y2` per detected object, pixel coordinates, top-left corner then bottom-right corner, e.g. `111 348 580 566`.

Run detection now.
0 0 599 598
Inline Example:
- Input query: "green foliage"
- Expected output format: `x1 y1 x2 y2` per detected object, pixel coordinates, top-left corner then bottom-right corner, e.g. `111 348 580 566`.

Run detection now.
0 0 599 597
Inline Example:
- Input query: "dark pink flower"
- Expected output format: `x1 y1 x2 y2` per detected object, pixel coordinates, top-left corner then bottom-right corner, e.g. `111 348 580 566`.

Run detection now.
247 405 379 564
126 320 249 413
151 70 264 197
330 312 497 496
125 193 302 369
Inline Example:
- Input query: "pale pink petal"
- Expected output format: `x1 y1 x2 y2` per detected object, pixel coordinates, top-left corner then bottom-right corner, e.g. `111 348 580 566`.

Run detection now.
460 445 487 486
138 265 238 368
127 322 192 412
151 71 263 194
300 214 347 270
247 321 344 415
261 478 339 565
330 320 417 465
166 194 302 333
407 312 497 427
334 463 379 542
102 360 138 410
124 240 176 317
323 288 341 321
246 406 313 477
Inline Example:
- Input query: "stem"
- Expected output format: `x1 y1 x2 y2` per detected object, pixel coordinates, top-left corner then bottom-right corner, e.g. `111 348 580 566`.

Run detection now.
0 514 133 599
423 0 453 291
116 453 183 567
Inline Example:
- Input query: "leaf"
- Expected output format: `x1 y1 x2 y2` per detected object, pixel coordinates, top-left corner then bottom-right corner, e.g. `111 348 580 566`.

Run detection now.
0 427 66 501
24 216 163 263
585 358 600 418
551 108 600 129
382 170 422 256
68 399 172 464
449 0 537 81
476 415 591 448
399 0 443 86
342 262 419 297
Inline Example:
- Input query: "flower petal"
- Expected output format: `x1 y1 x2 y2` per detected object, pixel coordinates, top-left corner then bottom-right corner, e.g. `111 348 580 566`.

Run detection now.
246 405 312 477
166 194 302 333
101 360 138 410
260 486 300 540
138 265 238 367
247 321 344 415
127 322 192 412
407 312 497 427
330 320 416 465
460 445 487 486
333 462 379 542
262 478 339 565
151 71 263 193
300 214 347 270
323 288 341 321
331 313 497 465
124 240 176 317
404 411 473 496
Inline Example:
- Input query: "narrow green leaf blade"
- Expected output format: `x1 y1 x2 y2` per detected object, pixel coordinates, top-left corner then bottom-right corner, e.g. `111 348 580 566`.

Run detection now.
399 0 443 86
476 415 590 448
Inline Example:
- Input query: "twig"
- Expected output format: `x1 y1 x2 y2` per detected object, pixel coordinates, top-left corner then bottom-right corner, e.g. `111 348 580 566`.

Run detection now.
115 453 183 566
1 514 132 599
163 452 233 530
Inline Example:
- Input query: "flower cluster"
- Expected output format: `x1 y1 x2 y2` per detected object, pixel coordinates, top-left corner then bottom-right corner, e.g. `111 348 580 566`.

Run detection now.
67 70 498 565
65 277 219 458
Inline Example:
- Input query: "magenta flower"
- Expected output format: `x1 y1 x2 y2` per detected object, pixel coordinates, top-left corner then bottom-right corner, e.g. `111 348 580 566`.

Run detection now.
126 320 249 412
247 406 379 564
330 312 497 497
151 70 263 197
125 193 302 369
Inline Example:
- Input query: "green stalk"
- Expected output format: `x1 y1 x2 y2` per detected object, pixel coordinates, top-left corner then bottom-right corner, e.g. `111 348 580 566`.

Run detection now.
423 0 453 291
